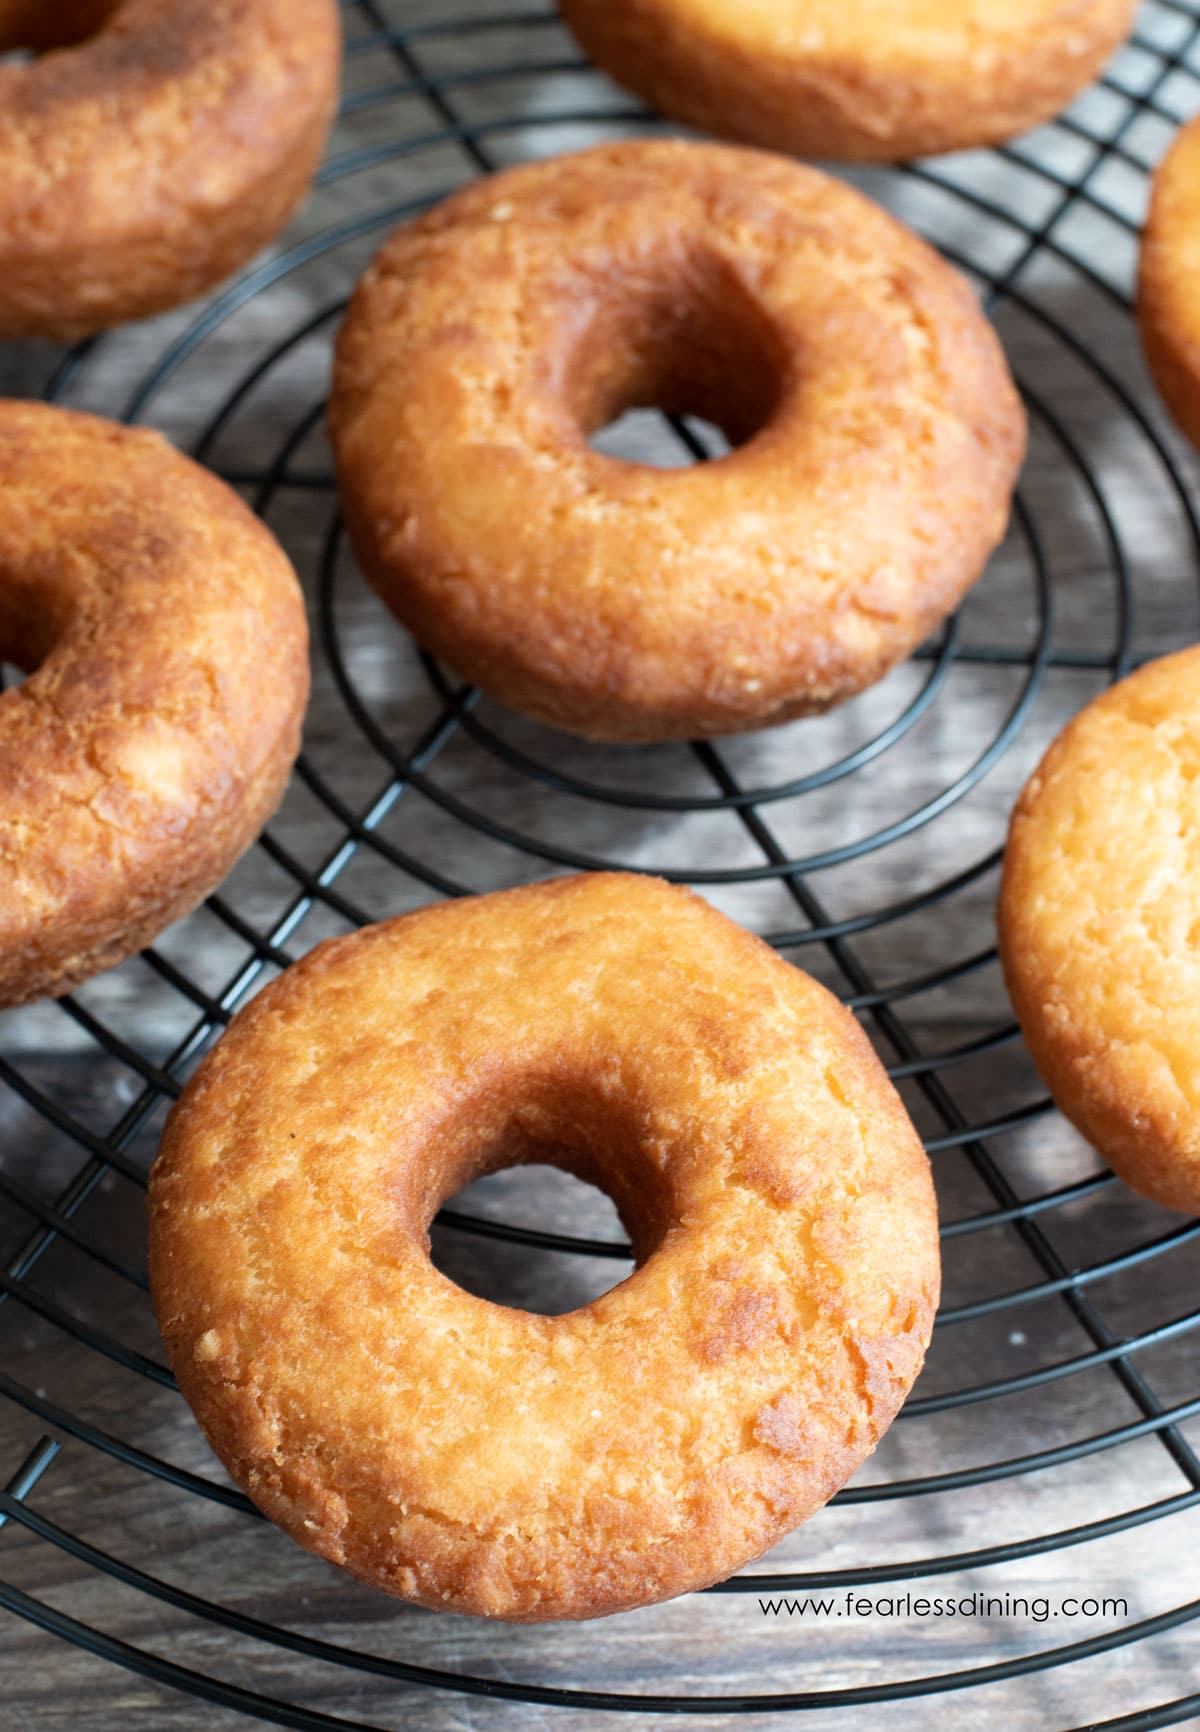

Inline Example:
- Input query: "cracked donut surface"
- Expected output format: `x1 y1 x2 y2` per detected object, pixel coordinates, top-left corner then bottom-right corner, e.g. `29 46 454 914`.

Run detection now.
329 140 1025 742
149 872 940 1622
0 0 340 339
1000 647 1200 1215
0 401 309 1007
557 0 1137 162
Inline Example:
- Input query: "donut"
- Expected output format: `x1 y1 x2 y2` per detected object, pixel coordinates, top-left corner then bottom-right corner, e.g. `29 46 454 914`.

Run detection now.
329 140 1025 743
0 0 341 340
1139 115 1200 451
999 647 1200 1216
149 873 940 1622
556 0 1139 162
0 401 309 1008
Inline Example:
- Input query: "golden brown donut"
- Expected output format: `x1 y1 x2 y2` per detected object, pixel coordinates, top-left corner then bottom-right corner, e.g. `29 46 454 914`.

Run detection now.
330 140 1025 743
0 0 340 340
999 647 1200 1216
149 873 940 1622
557 0 1138 163
1139 116 1200 451
0 401 309 1008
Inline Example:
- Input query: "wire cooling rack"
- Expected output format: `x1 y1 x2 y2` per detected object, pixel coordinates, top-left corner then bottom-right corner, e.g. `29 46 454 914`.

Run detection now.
3 2 1200 1728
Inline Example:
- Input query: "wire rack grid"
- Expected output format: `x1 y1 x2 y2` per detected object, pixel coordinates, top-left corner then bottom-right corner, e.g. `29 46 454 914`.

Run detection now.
2 1 1200 1728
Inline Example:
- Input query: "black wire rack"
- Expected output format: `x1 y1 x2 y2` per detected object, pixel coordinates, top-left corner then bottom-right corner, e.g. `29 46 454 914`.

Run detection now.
3 1 1200 1727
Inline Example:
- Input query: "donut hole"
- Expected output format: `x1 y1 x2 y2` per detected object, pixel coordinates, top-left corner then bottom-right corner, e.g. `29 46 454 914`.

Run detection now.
0 0 122 54
416 1077 678 1316
430 1163 631 1316
564 250 791 462
0 584 67 679
590 407 732 467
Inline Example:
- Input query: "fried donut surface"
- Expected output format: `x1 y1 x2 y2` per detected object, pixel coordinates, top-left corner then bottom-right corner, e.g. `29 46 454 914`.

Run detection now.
1000 647 1200 1216
0 401 309 1007
557 0 1138 162
0 0 340 339
149 872 940 1622
1139 115 1200 451
330 140 1025 743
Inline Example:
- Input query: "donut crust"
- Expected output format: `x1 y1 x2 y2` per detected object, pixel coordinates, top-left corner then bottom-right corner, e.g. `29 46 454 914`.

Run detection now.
557 0 1138 162
999 648 1200 1215
0 401 309 1007
1139 116 1200 451
330 140 1025 743
0 0 340 339
150 873 940 1622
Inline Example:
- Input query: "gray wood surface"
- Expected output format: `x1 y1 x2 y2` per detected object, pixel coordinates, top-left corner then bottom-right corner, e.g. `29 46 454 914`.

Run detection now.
2 1 1200 1728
